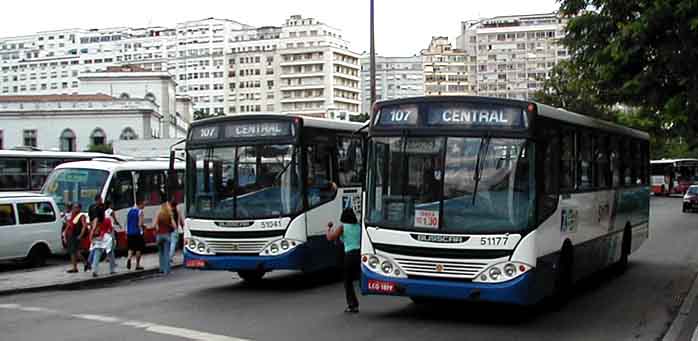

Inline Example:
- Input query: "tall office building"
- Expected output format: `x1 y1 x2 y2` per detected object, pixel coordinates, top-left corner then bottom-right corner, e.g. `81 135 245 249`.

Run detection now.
457 12 569 99
359 55 424 114
0 15 360 120
421 37 471 96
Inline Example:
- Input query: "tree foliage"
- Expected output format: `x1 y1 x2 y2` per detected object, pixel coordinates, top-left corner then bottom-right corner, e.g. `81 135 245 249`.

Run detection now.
537 0 698 157
86 143 113 154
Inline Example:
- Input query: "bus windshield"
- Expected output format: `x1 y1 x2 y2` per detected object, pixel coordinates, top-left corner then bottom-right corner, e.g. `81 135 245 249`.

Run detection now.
366 136 534 233
42 168 110 211
187 144 303 220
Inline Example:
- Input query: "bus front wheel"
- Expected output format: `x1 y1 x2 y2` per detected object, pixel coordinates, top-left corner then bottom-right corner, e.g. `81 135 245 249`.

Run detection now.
237 270 265 283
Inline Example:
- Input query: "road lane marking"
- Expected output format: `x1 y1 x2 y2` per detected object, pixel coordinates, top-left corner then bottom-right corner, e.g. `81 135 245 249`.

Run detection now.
73 314 122 323
0 303 251 341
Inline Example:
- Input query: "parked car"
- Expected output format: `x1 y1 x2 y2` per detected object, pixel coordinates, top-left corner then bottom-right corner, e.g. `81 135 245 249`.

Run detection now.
683 185 698 213
0 192 63 267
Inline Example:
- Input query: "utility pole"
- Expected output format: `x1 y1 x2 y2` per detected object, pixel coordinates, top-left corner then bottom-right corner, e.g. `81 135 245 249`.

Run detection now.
369 0 376 107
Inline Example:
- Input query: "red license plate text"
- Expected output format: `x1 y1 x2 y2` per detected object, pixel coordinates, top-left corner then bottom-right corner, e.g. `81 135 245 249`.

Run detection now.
186 259 206 268
367 279 396 293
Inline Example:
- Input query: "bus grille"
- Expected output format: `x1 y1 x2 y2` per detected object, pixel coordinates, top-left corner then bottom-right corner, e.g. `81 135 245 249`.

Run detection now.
204 239 271 254
378 251 504 279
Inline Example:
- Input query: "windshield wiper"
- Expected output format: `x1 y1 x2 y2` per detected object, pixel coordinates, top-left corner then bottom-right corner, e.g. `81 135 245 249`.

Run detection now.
471 136 491 205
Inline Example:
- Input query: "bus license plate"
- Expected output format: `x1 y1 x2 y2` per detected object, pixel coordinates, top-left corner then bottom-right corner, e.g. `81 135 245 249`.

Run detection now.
186 260 206 268
367 280 396 294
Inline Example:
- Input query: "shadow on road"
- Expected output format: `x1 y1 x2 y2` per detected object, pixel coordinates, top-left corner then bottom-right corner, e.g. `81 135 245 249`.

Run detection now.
198 268 344 294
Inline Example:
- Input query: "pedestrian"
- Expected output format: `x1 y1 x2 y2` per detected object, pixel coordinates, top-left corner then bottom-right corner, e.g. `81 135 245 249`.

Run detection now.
326 207 361 313
154 202 176 274
85 194 104 272
168 198 184 263
64 203 88 273
126 200 146 271
104 200 120 254
90 206 116 277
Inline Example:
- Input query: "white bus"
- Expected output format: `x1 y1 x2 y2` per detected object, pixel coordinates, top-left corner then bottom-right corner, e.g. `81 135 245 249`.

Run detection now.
183 114 366 282
650 159 698 195
361 96 650 305
0 150 116 192
41 158 185 251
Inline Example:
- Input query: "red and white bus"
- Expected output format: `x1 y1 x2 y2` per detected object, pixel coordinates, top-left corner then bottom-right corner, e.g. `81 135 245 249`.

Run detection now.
650 159 698 195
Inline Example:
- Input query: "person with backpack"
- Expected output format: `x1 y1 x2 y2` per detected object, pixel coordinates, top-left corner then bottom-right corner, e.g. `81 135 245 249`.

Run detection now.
326 207 361 313
64 203 88 273
126 200 146 271
90 206 116 277
154 202 176 275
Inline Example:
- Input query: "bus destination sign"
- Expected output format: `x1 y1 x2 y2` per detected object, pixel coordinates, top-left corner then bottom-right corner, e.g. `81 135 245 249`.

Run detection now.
225 121 293 138
426 104 526 128
377 104 419 126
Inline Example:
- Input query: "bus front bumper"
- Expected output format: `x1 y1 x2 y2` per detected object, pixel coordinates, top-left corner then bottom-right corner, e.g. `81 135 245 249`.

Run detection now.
361 266 539 305
183 247 305 272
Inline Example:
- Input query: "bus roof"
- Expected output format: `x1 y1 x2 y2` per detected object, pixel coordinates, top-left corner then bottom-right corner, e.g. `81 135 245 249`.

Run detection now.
0 192 50 199
0 150 126 159
190 113 366 134
373 96 650 140
651 159 698 165
53 159 185 173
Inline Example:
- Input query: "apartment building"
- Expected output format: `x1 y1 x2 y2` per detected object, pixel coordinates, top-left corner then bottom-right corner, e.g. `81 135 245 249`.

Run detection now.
457 12 568 99
0 15 360 120
359 55 424 113
421 37 471 96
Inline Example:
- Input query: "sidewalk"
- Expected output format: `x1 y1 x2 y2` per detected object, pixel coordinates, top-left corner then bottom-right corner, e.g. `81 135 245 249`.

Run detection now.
0 251 183 296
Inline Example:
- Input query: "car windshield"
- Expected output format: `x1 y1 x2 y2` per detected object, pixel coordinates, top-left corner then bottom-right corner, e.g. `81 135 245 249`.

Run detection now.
687 187 698 195
187 144 303 220
366 136 534 233
42 168 110 211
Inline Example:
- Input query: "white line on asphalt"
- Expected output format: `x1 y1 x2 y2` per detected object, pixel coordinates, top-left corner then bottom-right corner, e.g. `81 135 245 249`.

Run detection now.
0 303 252 341
73 314 122 323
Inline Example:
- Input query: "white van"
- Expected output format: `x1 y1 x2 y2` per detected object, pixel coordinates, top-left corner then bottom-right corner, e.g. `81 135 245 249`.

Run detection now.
0 192 63 266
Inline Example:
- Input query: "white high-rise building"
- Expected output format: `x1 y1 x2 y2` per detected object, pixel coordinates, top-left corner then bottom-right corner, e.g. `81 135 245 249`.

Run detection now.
0 15 360 120
359 55 424 114
421 37 471 96
457 12 568 99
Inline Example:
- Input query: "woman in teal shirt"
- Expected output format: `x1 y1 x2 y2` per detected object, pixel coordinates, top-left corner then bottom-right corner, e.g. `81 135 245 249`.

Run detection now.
326 207 361 313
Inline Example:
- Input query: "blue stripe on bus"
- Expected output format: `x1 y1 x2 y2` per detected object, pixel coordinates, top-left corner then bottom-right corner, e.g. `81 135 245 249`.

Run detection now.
184 247 306 271
360 266 540 305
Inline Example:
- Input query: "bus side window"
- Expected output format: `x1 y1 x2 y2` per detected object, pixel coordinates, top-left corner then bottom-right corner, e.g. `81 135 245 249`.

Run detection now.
337 136 363 187
135 170 167 206
560 128 575 192
538 127 559 222
108 171 134 211
306 143 335 207
577 131 593 190
610 137 621 188
595 135 610 189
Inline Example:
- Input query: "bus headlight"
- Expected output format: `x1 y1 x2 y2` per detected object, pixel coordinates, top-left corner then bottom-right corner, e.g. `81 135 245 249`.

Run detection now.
184 238 214 256
260 239 302 256
474 262 532 284
361 253 406 279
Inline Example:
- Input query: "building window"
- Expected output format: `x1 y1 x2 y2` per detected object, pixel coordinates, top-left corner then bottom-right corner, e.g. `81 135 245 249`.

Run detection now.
120 127 138 141
119 93 130 99
59 129 76 152
23 130 37 147
90 128 106 146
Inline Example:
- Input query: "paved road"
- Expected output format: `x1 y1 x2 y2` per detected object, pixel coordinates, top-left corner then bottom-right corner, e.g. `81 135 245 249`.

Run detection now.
2 197 698 341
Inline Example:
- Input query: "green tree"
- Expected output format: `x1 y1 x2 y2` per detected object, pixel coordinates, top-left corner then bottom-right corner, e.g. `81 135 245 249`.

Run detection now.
555 0 698 152
86 143 113 154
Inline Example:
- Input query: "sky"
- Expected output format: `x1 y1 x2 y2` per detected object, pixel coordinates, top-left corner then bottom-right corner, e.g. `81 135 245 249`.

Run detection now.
0 0 559 56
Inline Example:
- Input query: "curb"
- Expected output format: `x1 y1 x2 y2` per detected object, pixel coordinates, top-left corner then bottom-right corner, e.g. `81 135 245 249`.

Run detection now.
0 264 183 297
663 271 698 341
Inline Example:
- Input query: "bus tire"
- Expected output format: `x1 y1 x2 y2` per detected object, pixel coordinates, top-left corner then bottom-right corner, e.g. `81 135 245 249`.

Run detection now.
237 270 265 283
552 243 573 305
26 244 49 268
615 226 631 274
